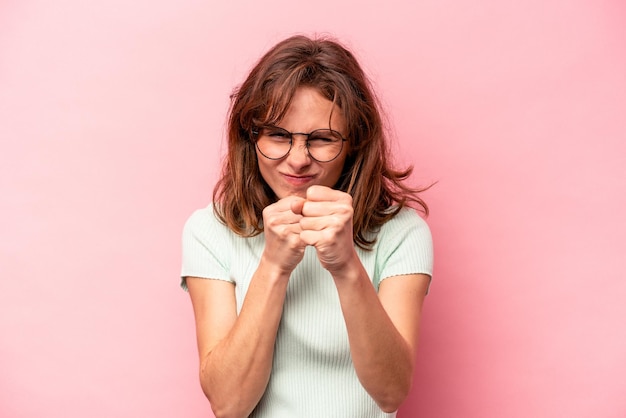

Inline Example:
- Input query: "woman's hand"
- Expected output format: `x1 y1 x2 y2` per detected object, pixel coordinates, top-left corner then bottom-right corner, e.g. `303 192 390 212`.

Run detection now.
292 185 357 274
262 195 307 274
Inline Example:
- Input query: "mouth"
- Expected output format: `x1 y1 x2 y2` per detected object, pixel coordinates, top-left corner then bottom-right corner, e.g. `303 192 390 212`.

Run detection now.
282 173 316 186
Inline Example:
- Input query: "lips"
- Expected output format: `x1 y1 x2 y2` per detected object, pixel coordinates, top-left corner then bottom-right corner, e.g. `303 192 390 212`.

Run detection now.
282 173 316 185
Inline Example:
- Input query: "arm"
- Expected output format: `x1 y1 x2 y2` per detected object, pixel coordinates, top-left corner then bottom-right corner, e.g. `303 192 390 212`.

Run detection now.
186 197 306 418
333 265 430 412
297 185 430 412
186 267 288 418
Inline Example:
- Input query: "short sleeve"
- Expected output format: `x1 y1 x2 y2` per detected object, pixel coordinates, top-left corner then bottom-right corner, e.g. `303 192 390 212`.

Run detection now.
180 205 233 291
374 208 434 290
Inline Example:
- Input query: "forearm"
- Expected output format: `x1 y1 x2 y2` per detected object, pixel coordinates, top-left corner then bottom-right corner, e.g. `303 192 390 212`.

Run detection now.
200 261 289 418
331 258 415 413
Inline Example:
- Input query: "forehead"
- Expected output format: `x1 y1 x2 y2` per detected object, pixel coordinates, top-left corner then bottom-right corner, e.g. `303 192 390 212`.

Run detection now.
276 87 346 132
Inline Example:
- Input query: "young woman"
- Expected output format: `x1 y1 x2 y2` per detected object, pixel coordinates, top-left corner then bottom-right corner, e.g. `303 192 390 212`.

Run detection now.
181 35 433 418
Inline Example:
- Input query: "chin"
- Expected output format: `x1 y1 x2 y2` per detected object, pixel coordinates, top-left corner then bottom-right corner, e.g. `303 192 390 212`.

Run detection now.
285 189 307 199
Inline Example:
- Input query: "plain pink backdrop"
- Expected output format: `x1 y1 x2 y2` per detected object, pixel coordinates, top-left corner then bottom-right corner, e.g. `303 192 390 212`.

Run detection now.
1 1 625 417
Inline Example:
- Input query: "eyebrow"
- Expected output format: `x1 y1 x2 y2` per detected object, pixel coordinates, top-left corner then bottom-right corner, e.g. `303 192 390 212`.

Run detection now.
267 125 341 134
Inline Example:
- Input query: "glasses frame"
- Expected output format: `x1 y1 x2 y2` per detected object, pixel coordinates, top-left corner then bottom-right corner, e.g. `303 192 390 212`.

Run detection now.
252 125 348 163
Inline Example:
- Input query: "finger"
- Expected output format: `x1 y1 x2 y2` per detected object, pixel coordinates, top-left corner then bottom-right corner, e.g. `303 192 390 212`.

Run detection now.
271 195 307 211
265 211 303 228
268 221 304 247
263 196 304 216
290 198 305 215
305 185 349 202
283 223 305 243
264 209 302 230
299 228 337 248
299 229 321 247
299 209 350 232
299 216 326 231
301 200 353 218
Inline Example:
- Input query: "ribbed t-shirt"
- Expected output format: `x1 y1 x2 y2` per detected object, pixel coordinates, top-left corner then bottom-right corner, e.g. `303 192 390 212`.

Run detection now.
181 204 433 418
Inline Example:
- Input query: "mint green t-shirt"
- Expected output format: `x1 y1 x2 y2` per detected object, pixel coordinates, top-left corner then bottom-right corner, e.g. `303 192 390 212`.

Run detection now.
181 205 433 418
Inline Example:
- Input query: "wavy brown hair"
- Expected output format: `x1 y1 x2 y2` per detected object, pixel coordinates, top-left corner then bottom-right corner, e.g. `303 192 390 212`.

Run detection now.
213 34 429 249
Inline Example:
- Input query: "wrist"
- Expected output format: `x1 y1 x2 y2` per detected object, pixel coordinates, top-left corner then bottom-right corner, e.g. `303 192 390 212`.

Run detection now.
327 251 363 281
258 253 296 281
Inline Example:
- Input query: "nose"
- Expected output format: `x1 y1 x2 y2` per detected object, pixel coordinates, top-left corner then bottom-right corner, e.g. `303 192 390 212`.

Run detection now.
286 137 311 168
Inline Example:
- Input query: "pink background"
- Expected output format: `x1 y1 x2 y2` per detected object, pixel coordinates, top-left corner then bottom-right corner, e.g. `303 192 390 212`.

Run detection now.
1 1 625 417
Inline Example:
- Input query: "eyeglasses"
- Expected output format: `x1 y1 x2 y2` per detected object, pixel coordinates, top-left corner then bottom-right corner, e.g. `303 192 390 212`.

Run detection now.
252 125 347 162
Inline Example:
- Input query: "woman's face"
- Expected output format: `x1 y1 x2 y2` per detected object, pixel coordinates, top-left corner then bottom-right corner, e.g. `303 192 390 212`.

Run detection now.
255 86 349 199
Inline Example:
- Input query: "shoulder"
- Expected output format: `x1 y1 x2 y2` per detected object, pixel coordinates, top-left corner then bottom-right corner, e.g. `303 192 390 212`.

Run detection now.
379 206 431 239
376 207 433 266
372 206 434 287
181 204 237 288
183 203 231 237
182 203 238 256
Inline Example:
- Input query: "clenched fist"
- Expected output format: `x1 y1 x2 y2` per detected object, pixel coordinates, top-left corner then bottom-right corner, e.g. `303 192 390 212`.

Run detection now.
292 185 356 274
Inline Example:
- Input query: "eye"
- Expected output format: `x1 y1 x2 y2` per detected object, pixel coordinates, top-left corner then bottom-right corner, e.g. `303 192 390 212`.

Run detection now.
262 127 291 141
269 131 289 138
309 130 342 143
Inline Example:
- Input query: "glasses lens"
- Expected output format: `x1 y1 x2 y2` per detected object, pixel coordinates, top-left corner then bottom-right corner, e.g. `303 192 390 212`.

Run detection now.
256 127 292 159
255 127 345 162
307 130 344 162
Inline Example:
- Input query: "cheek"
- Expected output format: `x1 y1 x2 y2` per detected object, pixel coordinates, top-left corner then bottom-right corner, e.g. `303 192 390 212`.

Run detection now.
337 150 350 173
328 156 349 185
255 153 277 184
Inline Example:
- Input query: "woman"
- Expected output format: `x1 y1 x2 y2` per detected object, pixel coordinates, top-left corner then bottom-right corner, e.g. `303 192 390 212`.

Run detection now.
181 35 433 418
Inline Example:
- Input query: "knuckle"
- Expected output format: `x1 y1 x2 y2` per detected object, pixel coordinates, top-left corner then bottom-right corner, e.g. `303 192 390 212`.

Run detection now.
342 202 353 216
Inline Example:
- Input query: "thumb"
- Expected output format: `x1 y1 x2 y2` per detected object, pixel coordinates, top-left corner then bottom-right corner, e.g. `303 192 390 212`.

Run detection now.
290 197 305 215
